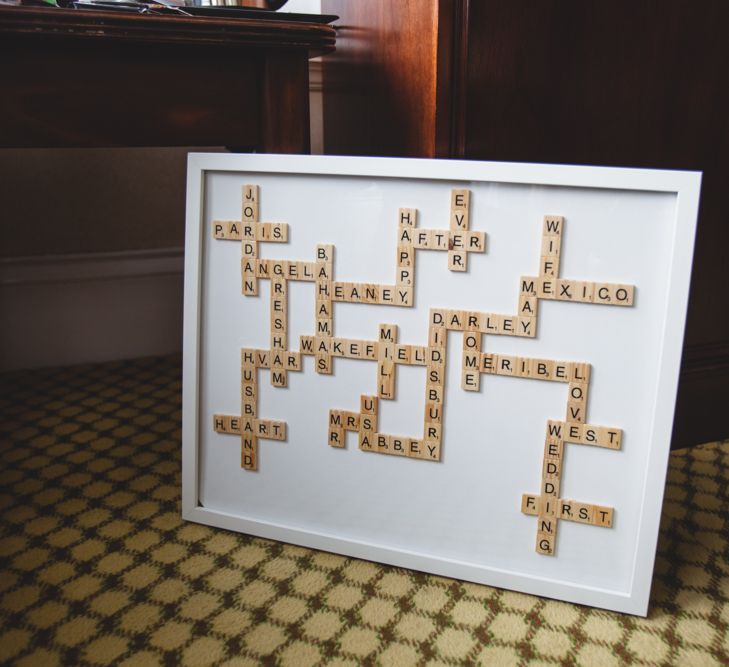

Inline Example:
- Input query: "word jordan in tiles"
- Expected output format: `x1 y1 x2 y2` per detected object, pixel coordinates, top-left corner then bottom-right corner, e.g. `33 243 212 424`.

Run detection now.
211 184 636 556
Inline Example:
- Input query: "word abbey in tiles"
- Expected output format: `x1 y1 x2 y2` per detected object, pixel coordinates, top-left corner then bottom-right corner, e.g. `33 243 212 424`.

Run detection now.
211 185 635 556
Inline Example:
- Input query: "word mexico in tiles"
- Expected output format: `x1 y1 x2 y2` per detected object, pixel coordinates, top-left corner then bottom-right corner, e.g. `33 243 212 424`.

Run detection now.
211 185 635 557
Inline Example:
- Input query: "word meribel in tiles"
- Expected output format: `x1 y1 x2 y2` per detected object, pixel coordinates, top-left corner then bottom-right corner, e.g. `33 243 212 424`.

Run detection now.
211 185 636 556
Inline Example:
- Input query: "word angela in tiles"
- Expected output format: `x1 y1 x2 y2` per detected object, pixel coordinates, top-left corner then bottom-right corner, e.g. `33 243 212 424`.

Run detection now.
211 184 635 556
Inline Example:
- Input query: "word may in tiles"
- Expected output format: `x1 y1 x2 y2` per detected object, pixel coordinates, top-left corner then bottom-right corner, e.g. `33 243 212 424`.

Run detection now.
211 185 635 556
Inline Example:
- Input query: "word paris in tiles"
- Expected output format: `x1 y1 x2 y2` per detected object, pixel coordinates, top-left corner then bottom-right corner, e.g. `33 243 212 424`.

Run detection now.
183 155 700 615
211 183 633 558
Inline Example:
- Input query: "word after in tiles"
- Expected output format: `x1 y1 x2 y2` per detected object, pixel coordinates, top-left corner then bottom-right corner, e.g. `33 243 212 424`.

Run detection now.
210 184 635 557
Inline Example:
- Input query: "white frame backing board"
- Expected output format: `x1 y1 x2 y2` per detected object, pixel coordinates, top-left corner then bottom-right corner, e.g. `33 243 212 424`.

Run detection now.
182 153 701 616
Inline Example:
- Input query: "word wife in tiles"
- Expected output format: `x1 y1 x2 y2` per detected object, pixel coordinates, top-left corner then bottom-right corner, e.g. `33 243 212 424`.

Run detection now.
211 185 636 556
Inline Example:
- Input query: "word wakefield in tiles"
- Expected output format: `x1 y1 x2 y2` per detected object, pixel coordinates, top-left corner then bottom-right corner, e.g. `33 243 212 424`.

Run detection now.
183 155 700 615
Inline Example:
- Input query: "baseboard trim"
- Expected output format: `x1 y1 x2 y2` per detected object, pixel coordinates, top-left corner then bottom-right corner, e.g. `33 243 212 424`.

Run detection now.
0 248 185 372
0 247 184 286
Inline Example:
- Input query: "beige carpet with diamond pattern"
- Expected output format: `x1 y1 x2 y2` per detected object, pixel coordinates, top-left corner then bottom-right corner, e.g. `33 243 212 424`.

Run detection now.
0 355 728 666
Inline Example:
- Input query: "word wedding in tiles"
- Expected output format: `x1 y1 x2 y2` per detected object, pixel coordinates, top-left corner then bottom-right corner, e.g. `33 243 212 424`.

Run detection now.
210 183 635 558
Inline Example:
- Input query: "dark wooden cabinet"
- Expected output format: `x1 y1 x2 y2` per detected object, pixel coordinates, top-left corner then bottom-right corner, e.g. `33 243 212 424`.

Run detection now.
323 0 729 447
0 6 335 151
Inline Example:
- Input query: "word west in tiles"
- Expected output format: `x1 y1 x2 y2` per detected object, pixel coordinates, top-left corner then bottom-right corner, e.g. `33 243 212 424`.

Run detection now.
211 185 635 556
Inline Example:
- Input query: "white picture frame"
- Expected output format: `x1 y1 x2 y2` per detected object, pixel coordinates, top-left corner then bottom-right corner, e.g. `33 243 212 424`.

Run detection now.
182 153 700 616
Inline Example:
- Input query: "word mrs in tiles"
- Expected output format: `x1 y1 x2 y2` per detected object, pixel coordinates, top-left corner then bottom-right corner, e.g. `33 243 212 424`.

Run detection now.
211 185 635 556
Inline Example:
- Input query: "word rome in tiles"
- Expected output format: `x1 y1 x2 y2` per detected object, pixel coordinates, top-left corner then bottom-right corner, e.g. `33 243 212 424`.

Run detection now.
209 184 636 558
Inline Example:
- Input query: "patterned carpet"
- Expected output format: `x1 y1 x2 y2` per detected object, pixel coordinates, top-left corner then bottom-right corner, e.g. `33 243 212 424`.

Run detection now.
0 356 728 667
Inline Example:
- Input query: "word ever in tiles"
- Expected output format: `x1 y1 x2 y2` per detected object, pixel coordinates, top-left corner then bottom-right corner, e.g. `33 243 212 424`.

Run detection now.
210 185 635 556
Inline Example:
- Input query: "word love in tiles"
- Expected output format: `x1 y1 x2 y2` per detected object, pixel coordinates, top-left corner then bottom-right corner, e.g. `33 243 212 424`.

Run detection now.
211 184 636 556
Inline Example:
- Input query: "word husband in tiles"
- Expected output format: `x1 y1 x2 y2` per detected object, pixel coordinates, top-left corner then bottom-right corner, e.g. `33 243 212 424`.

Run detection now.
211 185 635 556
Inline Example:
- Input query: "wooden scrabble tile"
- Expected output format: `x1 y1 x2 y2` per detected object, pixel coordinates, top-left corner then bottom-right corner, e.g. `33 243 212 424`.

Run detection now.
212 221 227 239
543 215 563 236
358 430 374 451
542 458 561 479
316 244 334 264
411 346 428 365
398 207 417 227
546 419 565 441
315 352 332 375
544 438 563 460
396 344 412 363
593 283 616 305
537 515 556 535
395 287 413 306
538 277 556 299
532 359 555 381
241 436 257 470
555 279 577 302
243 184 259 203
360 413 377 432
566 401 585 423
450 231 466 250
445 310 467 330
450 207 470 231
448 251 467 272
516 357 531 378
501 316 517 336
428 346 446 370
450 189 470 211
397 243 415 267
425 383 443 405
565 422 584 443
213 414 231 433
407 439 424 459
412 229 432 249
423 440 441 461
461 369 480 391
463 331 481 351
496 355 517 377
389 436 408 457
429 326 446 348
570 363 591 384
575 281 595 303
517 317 536 338
553 363 569 382
541 477 560 498
538 496 558 517
480 353 497 374
379 323 398 343
520 276 538 295
521 494 539 516
341 411 361 431
593 505 614 528
535 533 555 556
539 256 558 278
375 433 392 454
432 230 450 250
541 235 562 257
242 200 259 223
377 286 395 304
596 426 622 449
466 230 486 252
480 313 502 334
568 382 588 404
328 426 345 448
270 368 287 387
613 284 635 306
361 395 378 415
424 402 442 423
397 267 413 286
518 294 537 317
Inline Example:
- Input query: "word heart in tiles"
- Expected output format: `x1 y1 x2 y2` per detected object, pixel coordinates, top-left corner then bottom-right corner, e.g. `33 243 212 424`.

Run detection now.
211 185 635 557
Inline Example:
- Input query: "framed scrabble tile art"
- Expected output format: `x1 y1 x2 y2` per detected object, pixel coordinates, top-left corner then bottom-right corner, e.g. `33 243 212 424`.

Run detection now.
182 154 700 615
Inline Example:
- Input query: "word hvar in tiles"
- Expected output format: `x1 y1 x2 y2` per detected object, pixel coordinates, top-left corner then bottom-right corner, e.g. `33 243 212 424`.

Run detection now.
210 184 635 556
